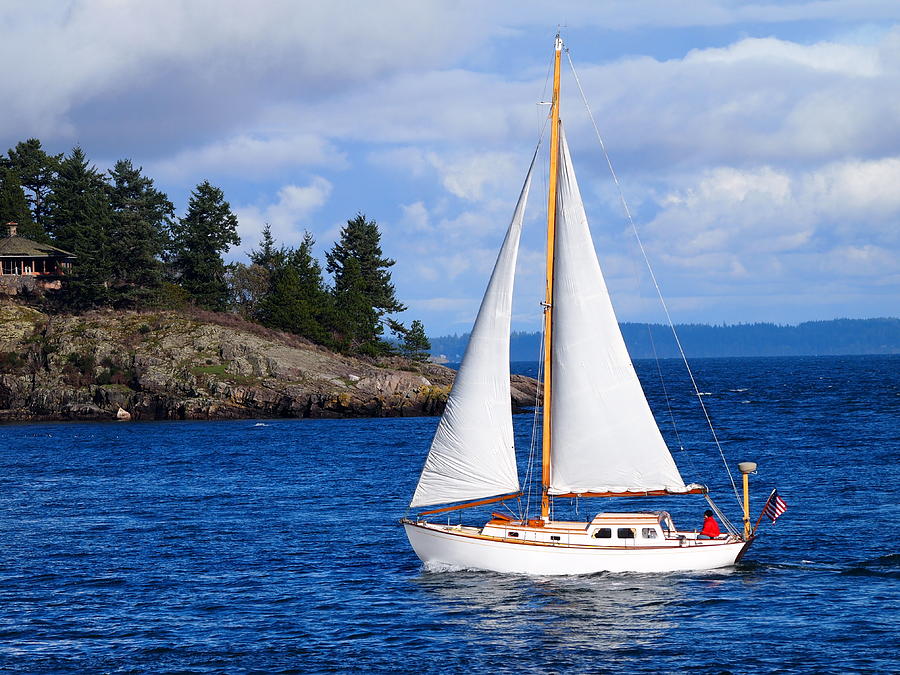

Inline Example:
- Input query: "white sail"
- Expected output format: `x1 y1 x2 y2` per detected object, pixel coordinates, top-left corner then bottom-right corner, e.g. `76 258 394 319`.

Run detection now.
548 125 687 495
410 160 534 508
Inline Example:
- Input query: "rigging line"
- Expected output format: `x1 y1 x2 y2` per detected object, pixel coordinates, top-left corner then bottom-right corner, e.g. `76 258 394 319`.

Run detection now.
523 311 547 522
521 81 554 523
519 126 550 523
648 324 699 478
565 49 742 510
533 43 556 176
522 320 546 523
540 46 554 108
501 500 519 520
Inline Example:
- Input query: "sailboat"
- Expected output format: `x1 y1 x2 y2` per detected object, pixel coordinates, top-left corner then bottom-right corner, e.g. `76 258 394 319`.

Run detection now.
401 35 755 575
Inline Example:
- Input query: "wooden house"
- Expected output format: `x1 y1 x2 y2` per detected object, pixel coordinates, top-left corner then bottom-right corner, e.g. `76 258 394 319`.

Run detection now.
0 223 76 293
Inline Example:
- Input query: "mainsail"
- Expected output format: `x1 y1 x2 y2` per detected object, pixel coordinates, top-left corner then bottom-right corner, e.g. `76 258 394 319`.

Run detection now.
409 158 535 508
548 125 687 495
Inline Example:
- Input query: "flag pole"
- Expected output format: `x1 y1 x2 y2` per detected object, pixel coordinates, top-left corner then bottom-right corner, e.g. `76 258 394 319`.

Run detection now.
751 488 777 536
738 461 757 538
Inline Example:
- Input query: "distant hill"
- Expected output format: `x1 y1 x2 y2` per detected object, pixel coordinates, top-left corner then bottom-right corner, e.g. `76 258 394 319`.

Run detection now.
429 318 900 361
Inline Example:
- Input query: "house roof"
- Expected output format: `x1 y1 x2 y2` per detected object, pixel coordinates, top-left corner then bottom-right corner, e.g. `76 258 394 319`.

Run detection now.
0 235 76 259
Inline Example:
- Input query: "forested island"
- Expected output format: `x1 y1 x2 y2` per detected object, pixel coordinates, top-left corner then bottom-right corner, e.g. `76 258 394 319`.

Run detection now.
0 138 489 421
0 137 432 358
430 318 900 361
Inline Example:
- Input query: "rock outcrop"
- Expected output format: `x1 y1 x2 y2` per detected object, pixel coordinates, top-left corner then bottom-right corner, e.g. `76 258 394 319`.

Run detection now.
0 302 540 421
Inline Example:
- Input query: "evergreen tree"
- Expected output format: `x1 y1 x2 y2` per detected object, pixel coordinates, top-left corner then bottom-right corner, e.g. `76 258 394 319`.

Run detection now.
248 224 285 272
106 159 175 306
402 320 431 361
0 168 47 241
257 232 329 342
325 213 405 353
329 256 380 354
47 147 114 308
227 225 283 319
171 181 240 311
5 139 61 230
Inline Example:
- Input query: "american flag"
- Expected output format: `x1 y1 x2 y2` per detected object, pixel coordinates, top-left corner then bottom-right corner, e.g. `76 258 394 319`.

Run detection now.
762 490 788 523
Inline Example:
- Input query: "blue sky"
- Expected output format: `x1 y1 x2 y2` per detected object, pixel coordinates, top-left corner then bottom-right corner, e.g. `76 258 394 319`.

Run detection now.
3 1 899 336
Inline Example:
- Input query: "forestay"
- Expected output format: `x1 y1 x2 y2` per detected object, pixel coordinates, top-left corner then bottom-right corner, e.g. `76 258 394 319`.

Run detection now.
548 125 687 495
409 159 535 508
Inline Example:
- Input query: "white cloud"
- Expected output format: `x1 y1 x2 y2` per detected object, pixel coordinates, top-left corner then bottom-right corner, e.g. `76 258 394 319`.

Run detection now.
368 147 432 177
550 29 900 174
232 177 332 255
686 36 882 76
598 154 900 324
413 249 494 282
427 151 520 201
650 157 900 262
149 134 346 182
0 1 492 152
821 244 898 276
400 202 431 232
804 157 900 229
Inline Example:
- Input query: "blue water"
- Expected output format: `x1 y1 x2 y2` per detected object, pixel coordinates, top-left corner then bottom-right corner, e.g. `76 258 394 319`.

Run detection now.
0 355 897 673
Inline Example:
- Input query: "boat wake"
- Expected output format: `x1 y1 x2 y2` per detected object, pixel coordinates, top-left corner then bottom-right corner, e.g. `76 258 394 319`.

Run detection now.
841 553 900 579
422 560 474 574
736 555 899 578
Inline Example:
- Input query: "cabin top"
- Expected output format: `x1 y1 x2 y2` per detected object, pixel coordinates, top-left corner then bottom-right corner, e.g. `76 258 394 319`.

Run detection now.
591 512 661 523
0 223 75 260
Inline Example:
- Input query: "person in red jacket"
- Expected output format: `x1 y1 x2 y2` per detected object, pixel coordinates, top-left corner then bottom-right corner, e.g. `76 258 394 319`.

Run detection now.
699 510 721 539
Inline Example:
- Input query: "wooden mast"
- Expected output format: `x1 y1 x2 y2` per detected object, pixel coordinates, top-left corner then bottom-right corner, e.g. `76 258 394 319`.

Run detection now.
541 34 563 521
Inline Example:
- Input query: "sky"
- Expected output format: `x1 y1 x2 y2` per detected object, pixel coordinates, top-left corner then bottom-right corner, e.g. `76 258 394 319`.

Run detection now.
2 0 899 336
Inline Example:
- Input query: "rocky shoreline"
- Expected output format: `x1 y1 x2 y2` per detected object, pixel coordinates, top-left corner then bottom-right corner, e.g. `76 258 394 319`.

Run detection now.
0 302 539 422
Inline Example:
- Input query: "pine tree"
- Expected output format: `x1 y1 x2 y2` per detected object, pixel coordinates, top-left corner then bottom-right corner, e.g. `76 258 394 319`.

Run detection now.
329 256 380 354
325 213 405 353
228 225 283 319
106 159 175 306
171 181 240 311
257 232 329 343
248 224 285 273
0 168 47 241
47 147 114 308
402 320 431 361
5 138 61 230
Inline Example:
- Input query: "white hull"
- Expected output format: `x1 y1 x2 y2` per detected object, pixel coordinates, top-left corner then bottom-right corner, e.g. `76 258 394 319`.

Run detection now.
403 520 752 575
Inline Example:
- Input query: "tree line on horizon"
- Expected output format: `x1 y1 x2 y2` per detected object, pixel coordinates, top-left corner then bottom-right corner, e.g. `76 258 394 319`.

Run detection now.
430 318 900 361
0 138 430 360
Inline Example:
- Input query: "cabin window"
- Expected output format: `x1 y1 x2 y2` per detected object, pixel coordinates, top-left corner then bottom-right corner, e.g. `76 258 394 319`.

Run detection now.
507 531 519 538
550 535 561 541
617 528 635 539
593 528 611 539
642 528 658 539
